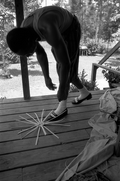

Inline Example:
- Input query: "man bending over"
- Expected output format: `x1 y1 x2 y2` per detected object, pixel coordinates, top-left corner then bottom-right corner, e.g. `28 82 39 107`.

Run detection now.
6 6 92 121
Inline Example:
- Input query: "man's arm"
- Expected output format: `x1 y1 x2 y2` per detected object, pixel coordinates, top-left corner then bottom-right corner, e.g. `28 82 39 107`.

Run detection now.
35 42 56 90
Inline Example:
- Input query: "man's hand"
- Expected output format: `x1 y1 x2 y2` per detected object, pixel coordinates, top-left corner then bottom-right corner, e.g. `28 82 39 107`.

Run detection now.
45 77 57 90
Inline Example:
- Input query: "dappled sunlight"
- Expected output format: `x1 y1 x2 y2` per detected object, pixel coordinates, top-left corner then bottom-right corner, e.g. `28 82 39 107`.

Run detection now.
9 68 43 77
106 58 120 67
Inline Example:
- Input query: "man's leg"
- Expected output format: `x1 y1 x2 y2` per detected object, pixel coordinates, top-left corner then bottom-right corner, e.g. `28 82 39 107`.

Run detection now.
70 50 91 104
54 100 67 115
51 48 68 115
71 75 91 101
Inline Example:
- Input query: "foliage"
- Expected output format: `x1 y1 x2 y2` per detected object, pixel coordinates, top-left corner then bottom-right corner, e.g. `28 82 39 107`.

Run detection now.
75 0 120 44
94 0 120 42
0 1 15 65
0 0 41 65
102 66 120 84
102 20 119 42
0 0 120 66
96 40 107 54
85 39 106 55
0 65 12 79
24 0 43 17
79 69 99 90
70 69 99 92
86 41 98 55
4 48 20 63
112 14 120 41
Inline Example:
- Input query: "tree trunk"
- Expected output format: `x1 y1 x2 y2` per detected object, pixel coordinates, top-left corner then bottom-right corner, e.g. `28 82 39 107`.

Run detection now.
95 0 103 44
95 12 99 44
70 0 77 14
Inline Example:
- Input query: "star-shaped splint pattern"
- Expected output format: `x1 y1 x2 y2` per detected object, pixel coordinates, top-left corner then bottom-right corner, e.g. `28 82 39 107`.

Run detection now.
16 109 70 145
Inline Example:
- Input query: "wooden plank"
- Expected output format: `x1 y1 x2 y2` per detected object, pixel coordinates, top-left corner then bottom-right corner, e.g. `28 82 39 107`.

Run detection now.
0 90 105 104
0 140 87 171
0 110 98 132
23 158 74 181
0 112 93 142
0 169 22 181
0 121 19 132
0 109 95 130
0 106 99 126
0 104 100 118
0 107 99 123
0 99 100 117
0 129 89 154
0 98 100 116
0 91 102 112
0 93 102 110
0 130 22 142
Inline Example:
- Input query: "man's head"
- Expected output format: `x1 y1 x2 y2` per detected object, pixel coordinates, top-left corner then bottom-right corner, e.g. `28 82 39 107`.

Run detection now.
6 27 37 56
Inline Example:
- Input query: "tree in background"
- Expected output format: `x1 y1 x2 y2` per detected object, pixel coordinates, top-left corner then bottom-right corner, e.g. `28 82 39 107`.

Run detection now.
101 1 120 48
23 0 43 17
112 14 120 41
0 0 120 65
70 0 120 52
0 0 44 78
0 0 43 65
0 1 15 64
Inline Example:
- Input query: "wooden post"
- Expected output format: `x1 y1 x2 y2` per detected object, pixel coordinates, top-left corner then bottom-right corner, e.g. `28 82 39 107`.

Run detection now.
14 0 30 100
91 63 98 85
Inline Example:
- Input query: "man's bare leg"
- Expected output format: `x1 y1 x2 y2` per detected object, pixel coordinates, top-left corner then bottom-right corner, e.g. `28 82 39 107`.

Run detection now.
77 86 90 99
54 100 67 115
71 76 91 104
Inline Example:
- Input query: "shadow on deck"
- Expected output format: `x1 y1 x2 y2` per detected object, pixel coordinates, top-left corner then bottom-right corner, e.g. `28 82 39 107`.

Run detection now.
0 90 104 181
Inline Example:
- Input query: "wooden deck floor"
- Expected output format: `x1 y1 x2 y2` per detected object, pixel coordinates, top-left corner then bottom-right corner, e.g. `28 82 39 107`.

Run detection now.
0 90 104 181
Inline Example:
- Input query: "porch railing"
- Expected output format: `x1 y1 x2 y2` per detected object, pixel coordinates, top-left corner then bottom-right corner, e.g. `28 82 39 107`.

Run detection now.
91 41 120 85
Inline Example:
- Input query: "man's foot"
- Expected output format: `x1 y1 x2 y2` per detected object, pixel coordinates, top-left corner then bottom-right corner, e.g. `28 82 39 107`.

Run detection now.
45 108 68 122
72 93 92 104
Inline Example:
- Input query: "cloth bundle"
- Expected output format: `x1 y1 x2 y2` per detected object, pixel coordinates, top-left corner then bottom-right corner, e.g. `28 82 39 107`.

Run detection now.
56 87 120 181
